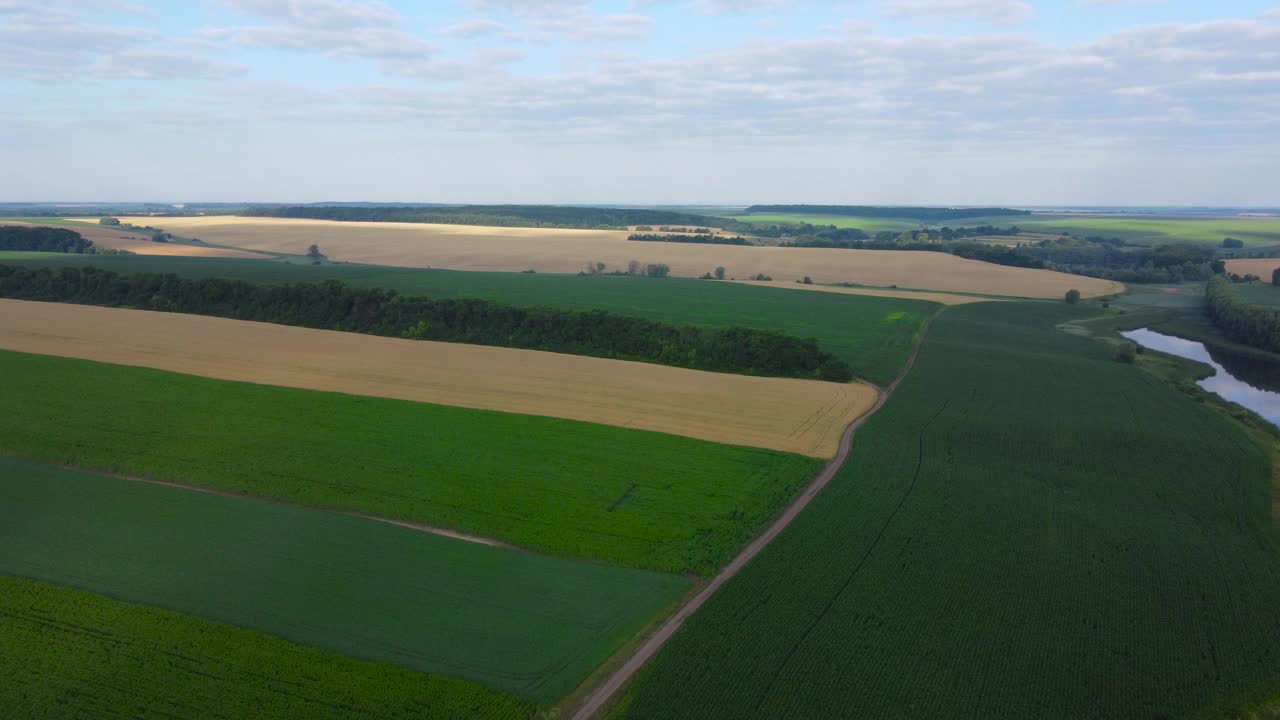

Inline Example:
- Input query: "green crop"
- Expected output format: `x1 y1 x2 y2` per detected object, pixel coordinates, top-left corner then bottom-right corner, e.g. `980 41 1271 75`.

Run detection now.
0 575 536 719
615 301 1280 719
0 458 688 703
0 350 820 574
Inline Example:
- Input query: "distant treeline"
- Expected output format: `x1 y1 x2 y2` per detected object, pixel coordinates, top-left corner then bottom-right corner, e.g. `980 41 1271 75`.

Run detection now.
745 205 1030 221
1029 240 1217 283
243 205 749 232
0 265 854 382
1206 275 1280 353
628 234 751 246
0 226 95 254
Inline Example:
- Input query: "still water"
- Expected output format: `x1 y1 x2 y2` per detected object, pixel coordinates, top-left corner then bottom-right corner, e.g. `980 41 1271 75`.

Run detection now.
1121 328 1280 427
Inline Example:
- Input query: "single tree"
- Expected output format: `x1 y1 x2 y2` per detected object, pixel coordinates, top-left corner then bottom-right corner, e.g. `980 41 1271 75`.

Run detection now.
1065 289 1081 304
306 244 324 260
1222 237 1244 249
627 259 643 275
714 266 726 280
1272 267 1280 287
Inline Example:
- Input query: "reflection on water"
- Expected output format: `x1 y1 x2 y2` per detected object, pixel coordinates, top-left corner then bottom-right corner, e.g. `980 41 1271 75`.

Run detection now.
1121 328 1280 427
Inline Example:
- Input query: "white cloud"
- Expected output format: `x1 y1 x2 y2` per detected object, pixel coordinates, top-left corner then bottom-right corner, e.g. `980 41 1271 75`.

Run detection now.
218 0 401 28
879 0 1032 24
438 18 508 37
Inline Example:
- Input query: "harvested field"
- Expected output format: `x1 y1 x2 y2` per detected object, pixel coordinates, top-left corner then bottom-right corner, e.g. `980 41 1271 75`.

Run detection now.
0 299 873 457
730 280 992 305
1 221 269 258
114 216 1123 298
1226 258 1280 278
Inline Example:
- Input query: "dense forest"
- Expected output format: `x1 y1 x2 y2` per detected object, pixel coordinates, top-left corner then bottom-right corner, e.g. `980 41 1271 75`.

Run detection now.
0 265 854 382
1206 275 1280 353
628 234 751 246
0 226 96 254
744 205 1029 221
1026 239 1217 283
242 205 748 232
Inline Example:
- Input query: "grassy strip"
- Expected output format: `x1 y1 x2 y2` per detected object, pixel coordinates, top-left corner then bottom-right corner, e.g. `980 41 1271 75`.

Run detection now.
0 458 688 703
0 350 821 574
0 575 536 719
614 301 1280 720
0 253 934 385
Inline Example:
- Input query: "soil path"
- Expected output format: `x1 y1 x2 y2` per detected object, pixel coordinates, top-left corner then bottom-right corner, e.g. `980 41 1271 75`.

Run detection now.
60 466 514 549
569 309 944 720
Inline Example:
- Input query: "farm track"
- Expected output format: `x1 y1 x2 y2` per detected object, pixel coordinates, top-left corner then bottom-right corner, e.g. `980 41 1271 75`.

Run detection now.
569 310 945 720
57 465 516 549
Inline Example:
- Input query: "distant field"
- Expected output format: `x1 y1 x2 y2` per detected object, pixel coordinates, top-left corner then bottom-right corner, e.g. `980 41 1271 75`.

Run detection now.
616 301 1280 719
730 280 993 306
0 349 821 574
0 220 269 258
106 216 1121 298
1235 282 1280 308
1226 258 1280 279
0 576 535 720
0 458 687 703
734 212 1280 246
0 253 937 385
0 300 874 456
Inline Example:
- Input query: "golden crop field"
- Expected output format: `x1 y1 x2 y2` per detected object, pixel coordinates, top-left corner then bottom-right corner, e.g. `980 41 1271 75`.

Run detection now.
114 216 1124 298
1225 258 1280 278
0 299 874 458
5 221 269 258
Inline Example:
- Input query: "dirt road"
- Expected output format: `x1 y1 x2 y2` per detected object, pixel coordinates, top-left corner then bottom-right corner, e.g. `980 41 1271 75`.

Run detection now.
569 310 944 720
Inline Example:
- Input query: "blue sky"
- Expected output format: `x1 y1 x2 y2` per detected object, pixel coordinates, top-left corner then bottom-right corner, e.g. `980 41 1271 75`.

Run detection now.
2 0 1277 205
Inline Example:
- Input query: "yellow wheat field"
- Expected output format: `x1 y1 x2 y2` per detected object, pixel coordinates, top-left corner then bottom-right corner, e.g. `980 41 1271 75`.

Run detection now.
110 216 1124 298
0 299 874 458
1225 258 1280 278
5 222 270 258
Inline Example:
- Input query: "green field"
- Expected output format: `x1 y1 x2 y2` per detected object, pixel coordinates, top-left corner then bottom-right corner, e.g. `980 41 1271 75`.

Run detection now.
0 350 820 574
0 458 686 703
615 301 1280 719
0 253 935 385
731 212 1280 247
1237 282 1280 308
0 574 536 719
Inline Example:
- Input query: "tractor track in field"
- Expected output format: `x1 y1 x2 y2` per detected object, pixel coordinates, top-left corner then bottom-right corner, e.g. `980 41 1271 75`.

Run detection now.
56 466 515 549
569 309 945 720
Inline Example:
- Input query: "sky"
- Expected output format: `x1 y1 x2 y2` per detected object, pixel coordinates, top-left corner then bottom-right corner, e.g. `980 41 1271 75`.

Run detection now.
1 0 1278 205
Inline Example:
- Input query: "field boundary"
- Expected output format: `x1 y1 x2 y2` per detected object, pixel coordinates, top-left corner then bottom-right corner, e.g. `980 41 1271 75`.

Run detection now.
58 464 515 550
568 308 945 720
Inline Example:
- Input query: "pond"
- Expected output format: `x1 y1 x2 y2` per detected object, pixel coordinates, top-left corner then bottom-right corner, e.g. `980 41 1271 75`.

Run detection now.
1121 328 1280 427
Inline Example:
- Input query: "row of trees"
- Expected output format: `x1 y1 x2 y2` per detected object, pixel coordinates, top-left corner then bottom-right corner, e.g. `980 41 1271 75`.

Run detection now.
0 226 96 254
243 205 750 232
628 234 751 246
744 205 1029 221
1206 275 1280 353
0 265 853 381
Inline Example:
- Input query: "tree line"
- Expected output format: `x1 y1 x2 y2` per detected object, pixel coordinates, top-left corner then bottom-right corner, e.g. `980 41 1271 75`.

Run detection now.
744 205 1029 221
628 234 751 246
1206 275 1280 353
242 205 751 232
0 265 854 382
0 226 96 254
